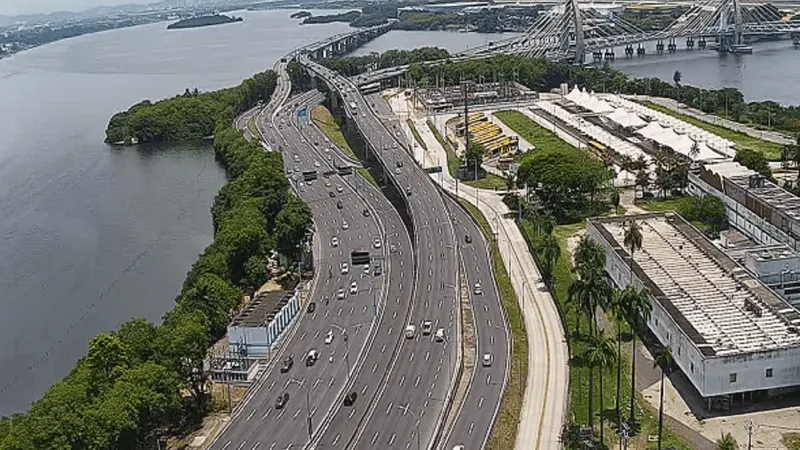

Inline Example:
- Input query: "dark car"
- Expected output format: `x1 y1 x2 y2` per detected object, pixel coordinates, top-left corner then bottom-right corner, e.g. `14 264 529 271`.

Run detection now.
362 209 370 217
395 160 403 168
465 234 472 244
337 200 343 209
307 302 316 314
329 191 336 198
275 392 289 410
343 391 358 406
280 356 293 373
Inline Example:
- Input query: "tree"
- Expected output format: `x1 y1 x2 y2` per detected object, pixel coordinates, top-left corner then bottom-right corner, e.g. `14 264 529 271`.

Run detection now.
653 346 674 450
117 318 159 365
505 171 516 191
621 286 652 424
586 333 616 444
181 273 243 338
673 70 682 87
735 148 772 179
274 195 313 262
86 333 130 389
540 232 561 287
610 189 620 215
623 221 643 286
607 288 627 430
157 311 212 410
782 134 800 180
635 169 650 198
465 141 484 181
689 141 700 161
717 432 738 450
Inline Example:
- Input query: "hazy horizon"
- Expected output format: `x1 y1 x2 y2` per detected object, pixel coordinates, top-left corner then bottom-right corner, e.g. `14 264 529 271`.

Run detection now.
0 0 155 16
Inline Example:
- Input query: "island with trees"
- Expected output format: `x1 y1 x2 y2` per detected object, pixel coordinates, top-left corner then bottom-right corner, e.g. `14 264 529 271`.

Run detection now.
290 11 312 19
167 14 243 30
0 71 312 449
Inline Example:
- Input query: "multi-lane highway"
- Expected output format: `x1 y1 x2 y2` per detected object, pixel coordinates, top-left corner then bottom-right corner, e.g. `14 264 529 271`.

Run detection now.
209 82 412 449
301 58 465 450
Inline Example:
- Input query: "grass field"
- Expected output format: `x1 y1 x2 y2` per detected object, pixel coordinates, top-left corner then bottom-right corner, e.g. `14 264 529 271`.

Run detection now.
519 220 691 450
357 168 379 189
464 173 509 191
644 102 784 160
458 199 529 450
494 110 579 155
247 116 258 138
312 105 357 159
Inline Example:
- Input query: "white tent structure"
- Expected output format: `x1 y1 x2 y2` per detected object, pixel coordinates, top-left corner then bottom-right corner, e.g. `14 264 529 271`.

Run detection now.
601 93 736 158
606 108 647 129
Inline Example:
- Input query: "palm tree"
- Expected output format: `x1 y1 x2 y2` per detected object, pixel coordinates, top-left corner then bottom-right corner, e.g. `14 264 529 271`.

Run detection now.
610 189 621 215
587 332 616 446
716 432 738 450
623 286 652 424
623 221 643 287
540 233 561 287
608 288 627 429
567 274 607 337
689 141 700 161
653 345 674 450
574 236 605 280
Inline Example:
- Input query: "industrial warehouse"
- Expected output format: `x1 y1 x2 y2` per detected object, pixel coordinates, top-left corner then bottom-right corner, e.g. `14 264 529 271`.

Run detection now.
588 213 800 411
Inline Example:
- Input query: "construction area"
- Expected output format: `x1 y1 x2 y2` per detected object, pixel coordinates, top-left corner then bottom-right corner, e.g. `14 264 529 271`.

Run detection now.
415 81 538 111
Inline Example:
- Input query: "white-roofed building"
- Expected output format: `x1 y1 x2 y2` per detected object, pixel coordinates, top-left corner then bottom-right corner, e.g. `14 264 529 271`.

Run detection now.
588 212 800 409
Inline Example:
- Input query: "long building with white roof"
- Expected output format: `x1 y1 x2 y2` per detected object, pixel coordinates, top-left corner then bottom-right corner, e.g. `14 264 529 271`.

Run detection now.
588 212 800 408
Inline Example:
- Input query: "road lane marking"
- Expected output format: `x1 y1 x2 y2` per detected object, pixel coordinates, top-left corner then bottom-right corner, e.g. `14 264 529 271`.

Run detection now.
372 363 378 373
371 433 379 445
222 442 231 450
262 409 271 420
424 351 430 361
389 433 396 445
386 401 393 415
468 422 475 435
478 396 485 409
381 344 387 353
333 434 341 446
236 441 247 450
399 375 405 386
293 408 300 419
251 443 261 450
246 409 256 421
409 352 414 362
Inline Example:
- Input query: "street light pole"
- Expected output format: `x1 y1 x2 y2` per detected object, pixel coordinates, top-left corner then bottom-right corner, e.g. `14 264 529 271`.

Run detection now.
289 378 312 440
397 404 421 450
330 324 351 382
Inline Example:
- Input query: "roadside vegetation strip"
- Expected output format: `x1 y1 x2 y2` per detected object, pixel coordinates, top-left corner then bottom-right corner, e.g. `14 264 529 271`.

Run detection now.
407 119 427 150
427 119 460 177
519 220 691 450
357 168 379 189
457 199 528 450
247 116 259 138
464 174 508 191
644 101 784 160
311 104 357 159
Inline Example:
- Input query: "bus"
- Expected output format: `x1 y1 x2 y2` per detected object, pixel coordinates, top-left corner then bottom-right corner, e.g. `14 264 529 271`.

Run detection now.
360 82 382 95
587 140 607 159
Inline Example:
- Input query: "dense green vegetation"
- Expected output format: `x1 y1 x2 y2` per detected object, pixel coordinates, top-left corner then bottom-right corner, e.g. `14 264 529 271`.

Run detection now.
105 71 277 144
322 47 450 77
637 195 728 236
302 10 361 24
2 71 313 449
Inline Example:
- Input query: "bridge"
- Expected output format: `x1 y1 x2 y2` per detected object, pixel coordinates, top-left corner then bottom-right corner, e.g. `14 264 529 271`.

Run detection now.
342 0 800 87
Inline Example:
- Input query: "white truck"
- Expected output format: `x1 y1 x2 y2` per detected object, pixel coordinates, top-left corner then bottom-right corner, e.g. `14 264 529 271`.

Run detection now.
349 101 358 115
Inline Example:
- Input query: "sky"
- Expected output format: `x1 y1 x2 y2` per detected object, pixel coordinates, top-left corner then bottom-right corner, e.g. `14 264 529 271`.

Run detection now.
0 0 153 16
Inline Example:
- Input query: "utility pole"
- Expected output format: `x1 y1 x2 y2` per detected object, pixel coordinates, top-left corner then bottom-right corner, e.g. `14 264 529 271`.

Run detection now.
745 420 757 450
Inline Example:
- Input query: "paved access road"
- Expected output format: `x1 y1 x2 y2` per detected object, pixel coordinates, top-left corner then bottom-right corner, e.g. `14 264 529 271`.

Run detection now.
301 58 461 450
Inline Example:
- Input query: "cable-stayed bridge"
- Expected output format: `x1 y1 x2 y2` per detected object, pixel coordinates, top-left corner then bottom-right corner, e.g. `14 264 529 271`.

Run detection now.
461 0 800 63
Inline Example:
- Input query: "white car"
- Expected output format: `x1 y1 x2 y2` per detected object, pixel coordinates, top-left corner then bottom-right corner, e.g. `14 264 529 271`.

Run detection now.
324 330 334 345
389 244 397 253
473 283 483 295
363 264 370 275
404 325 416 339
331 237 339 247
341 262 349 274
314 161 320 168
336 185 344 193
482 353 493 367
349 281 358 295
373 238 382 249
337 288 345 300
342 221 349 230
434 328 445 342
394 168 401 175
452 446 465 450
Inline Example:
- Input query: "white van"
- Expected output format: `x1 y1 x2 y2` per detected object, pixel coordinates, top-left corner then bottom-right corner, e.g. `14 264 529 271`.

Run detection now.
404 325 416 339
434 328 445 342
